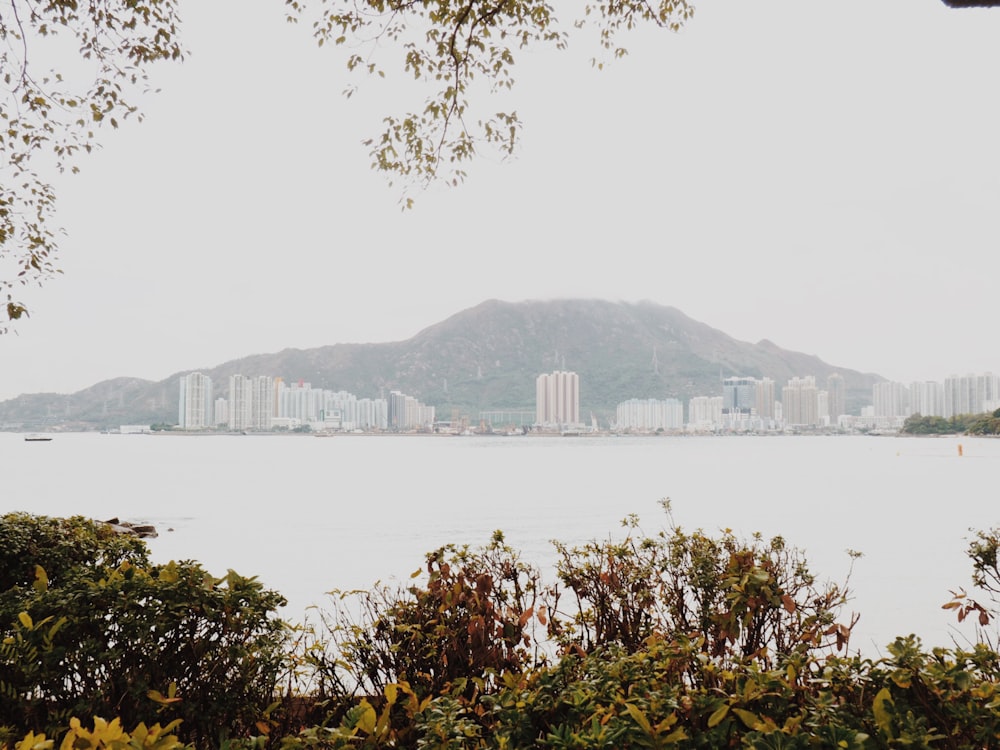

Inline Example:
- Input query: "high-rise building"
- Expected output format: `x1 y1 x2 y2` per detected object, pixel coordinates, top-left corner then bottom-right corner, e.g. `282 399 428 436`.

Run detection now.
872 381 910 418
723 377 757 415
945 372 1000 418
687 396 723 430
615 398 683 431
827 373 846 421
252 375 274 430
782 376 820 427
388 390 435 430
535 371 580 427
178 372 213 430
755 377 776 420
213 397 229 427
909 381 945 417
228 374 253 431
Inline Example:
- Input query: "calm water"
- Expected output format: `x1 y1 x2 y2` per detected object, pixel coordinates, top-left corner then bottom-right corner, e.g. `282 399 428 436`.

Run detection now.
3 431 998 654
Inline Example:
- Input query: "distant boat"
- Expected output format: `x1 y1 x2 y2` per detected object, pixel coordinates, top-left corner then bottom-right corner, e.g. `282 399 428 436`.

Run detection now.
24 434 52 442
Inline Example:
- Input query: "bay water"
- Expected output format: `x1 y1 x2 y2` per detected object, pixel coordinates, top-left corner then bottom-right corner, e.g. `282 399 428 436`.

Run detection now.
3 431 998 654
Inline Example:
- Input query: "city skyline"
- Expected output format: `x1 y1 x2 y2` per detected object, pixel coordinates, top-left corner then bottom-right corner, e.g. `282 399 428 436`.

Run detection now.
1 1 998 403
177 366 1000 435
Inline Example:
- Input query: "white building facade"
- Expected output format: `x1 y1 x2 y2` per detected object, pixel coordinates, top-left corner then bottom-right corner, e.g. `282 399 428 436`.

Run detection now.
535 371 580 428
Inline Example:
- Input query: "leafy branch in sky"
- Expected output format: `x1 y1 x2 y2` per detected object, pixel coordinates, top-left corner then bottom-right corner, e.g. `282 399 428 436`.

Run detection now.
286 0 694 207
0 0 183 330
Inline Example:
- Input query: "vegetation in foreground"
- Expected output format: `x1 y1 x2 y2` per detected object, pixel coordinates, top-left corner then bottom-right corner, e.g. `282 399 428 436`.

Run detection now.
3 507 1000 749
902 408 1000 436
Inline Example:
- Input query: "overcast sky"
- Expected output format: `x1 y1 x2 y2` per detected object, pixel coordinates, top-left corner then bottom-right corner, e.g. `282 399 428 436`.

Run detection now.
2 0 998 402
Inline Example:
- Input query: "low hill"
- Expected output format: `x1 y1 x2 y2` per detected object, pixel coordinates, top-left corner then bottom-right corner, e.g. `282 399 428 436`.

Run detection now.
0 299 879 429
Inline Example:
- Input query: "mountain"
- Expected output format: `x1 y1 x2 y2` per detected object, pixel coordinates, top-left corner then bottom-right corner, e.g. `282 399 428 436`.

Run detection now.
0 299 879 429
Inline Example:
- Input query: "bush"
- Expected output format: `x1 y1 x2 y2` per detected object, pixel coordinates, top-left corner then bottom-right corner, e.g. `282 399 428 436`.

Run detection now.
0 514 287 747
551 502 859 664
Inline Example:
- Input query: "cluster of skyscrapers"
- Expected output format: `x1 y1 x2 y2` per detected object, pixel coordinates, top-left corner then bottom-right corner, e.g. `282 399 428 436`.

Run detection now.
178 373 434 432
614 374 847 432
870 373 1000 423
181 368 1000 435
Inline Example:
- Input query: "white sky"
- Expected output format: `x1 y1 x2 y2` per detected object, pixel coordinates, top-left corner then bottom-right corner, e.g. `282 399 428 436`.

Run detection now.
2 0 999 402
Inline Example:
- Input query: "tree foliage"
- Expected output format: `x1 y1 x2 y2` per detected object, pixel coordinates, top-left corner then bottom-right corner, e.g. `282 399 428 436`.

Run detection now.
0 0 183 329
286 0 694 203
902 409 1000 435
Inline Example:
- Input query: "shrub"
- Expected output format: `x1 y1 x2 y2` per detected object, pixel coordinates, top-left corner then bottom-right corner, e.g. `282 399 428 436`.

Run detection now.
551 502 859 666
0 514 287 747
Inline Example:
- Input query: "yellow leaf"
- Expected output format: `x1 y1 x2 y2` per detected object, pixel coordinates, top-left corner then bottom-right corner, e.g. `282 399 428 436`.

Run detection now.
16 731 53 750
872 687 894 738
707 704 730 728
624 703 652 734
663 728 688 743
356 700 377 734
147 689 182 705
18 611 32 629
732 708 764 730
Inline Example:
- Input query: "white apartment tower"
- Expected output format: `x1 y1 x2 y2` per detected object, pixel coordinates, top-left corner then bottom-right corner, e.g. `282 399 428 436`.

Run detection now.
535 371 580 428
252 375 274 430
827 373 846 421
615 398 684 431
687 396 723 430
228 374 253 431
873 381 910 418
909 381 945 418
178 372 213 430
782 376 820 427
755 377 776 420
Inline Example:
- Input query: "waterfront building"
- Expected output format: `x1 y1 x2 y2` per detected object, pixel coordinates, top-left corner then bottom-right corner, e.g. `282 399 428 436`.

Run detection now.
873 381 910 419
723 376 757 415
615 398 684 431
388 390 435 430
213 397 228 427
755 377 776 420
817 390 829 426
827 373 846 420
277 380 325 423
909 381 945 418
178 372 213 430
687 396 723 431
228 374 253 431
357 397 388 431
535 371 580 428
782 376 820 427
945 372 1000 418
252 375 274 431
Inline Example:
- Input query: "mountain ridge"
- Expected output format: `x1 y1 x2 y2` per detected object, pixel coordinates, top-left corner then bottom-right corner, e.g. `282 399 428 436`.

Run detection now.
0 299 879 429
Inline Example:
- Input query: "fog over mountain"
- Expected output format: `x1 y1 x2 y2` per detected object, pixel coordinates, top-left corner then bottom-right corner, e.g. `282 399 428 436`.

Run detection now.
0 300 879 430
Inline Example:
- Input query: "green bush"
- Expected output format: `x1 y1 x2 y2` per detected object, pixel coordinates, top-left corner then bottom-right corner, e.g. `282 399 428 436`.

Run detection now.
7 512 1000 750
0 513 148 593
0 514 287 748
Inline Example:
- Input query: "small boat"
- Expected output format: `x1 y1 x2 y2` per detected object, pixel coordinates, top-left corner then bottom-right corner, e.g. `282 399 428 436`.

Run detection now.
24 434 53 442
